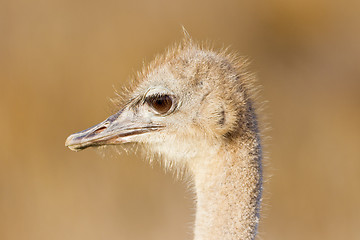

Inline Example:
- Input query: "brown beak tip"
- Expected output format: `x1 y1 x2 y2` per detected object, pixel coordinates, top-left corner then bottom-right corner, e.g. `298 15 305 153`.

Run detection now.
65 134 84 151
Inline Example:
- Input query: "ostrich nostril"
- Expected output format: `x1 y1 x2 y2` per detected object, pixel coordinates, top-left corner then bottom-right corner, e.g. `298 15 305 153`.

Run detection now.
94 126 107 134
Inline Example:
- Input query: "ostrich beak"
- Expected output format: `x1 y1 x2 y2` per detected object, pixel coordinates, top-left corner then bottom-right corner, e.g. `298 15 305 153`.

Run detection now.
65 107 162 152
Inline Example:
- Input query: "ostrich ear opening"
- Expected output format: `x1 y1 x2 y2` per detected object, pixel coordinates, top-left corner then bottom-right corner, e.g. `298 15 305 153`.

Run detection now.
65 107 164 152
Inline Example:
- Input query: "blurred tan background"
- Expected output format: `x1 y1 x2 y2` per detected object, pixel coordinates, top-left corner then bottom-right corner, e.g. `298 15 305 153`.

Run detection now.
1 0 359 239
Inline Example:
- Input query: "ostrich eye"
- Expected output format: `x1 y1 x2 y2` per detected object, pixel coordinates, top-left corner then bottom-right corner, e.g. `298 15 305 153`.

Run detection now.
147 95 173 115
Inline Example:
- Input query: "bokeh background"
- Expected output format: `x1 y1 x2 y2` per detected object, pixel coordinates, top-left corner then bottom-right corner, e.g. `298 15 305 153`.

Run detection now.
1 0 359 239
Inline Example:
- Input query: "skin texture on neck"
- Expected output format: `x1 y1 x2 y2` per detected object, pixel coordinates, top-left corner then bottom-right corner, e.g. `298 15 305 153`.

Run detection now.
192 136 262 240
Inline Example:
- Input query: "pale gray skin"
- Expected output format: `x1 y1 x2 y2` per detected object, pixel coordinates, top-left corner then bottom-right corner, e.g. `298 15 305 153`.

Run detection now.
66 40 263 240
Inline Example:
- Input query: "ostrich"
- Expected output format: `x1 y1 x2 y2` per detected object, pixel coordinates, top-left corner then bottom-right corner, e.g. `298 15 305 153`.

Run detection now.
65 37 263 240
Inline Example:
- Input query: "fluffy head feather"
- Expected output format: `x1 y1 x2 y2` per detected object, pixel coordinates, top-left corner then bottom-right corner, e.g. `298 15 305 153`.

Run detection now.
113 39 261 174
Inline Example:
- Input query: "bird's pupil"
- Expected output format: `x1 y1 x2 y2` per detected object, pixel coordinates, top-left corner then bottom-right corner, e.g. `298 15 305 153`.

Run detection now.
156 99 164 106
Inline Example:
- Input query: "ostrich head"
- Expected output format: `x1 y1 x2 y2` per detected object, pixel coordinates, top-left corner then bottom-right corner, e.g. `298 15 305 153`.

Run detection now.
65 40 258 173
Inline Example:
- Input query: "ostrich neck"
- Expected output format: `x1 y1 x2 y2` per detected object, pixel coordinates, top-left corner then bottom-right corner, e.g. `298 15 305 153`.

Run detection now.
192 139 262 240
